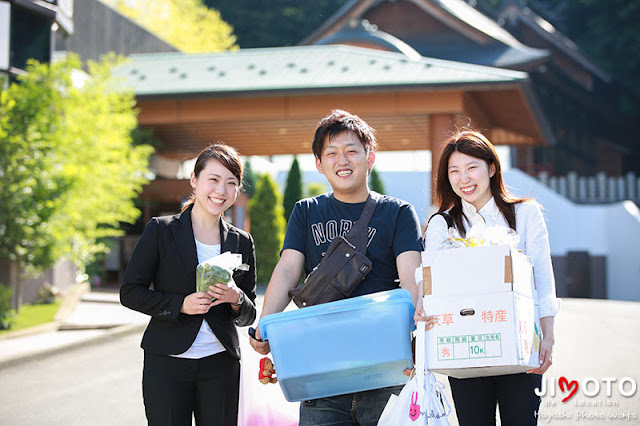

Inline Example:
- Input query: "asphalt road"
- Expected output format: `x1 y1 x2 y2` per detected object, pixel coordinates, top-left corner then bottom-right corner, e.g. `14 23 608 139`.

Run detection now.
0 296 638 426
532 298 640 425
0 332 147 426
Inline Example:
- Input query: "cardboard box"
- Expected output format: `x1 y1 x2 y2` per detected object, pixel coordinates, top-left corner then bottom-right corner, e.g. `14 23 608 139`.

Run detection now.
421 244 536 298
259 289 414 402
424 292 541 378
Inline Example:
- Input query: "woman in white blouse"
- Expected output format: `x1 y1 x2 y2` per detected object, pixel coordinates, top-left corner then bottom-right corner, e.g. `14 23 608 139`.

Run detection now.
416 131 559 426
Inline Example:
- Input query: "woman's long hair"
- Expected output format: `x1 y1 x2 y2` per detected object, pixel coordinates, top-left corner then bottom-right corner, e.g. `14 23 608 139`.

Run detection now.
433 131 529 236
181 142 243 213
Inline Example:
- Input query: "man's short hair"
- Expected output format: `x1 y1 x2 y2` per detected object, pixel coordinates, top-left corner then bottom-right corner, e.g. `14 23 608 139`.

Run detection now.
312 110 378 159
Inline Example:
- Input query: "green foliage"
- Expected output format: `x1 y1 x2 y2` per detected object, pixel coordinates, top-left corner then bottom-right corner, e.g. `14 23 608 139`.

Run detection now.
249 174 286 283
0 285 16 330
0 53 153 278
242 158 256 198
283 157 303 221
305 182 327 198
0 299 61 334
369 167 385 194
36 283 60 304
106 0 238 53
208 0 349 47
0 57 74 271
46 55 154 269
131 126 163 149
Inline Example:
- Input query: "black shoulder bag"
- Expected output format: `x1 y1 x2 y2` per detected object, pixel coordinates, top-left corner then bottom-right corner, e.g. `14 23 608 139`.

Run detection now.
288 193 378 308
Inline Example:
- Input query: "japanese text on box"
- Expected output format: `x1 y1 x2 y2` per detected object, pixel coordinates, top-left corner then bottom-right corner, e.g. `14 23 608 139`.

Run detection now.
437 333 503 361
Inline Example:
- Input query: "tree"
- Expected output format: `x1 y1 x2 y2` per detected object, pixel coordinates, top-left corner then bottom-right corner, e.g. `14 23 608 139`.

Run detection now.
305 182 327 198
0 54 153 308
369 167 385 194
242 158 256 198
249 174 286 283
208 0 349 48
105 0 238 53
283 157 303 221
526 0 640 117
48 55 154 269
1 58 74 308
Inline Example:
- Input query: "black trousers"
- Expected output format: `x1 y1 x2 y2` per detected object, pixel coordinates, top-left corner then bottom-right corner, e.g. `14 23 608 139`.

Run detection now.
142 351 240 426
449 373 542 426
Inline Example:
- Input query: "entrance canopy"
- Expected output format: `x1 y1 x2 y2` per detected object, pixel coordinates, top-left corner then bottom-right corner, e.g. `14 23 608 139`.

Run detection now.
117 45 550 156
114 44 552 207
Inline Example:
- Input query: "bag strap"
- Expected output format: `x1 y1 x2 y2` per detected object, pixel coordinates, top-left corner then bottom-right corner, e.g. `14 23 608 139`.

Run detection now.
428 211 453 229
415 321 426 389
346 192 378 253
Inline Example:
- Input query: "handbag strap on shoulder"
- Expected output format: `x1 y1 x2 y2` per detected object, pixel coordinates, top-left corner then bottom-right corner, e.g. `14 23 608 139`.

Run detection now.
347 192 378 253
428 211 453 228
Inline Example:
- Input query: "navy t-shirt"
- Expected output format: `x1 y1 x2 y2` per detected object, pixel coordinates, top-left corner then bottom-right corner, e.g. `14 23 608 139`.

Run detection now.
282 192 423 297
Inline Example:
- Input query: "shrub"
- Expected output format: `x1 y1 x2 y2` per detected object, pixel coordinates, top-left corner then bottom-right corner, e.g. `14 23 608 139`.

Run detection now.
37 283 61 304
283 157 303 222
369 167 385 194
0 285 16 330
249 174 286 283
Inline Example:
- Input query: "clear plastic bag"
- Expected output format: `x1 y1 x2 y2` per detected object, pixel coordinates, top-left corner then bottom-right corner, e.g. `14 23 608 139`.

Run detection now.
443 224 520 249
196 251 249 299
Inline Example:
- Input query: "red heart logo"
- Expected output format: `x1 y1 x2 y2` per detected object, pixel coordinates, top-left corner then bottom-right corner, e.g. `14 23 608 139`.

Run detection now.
558 376 578 402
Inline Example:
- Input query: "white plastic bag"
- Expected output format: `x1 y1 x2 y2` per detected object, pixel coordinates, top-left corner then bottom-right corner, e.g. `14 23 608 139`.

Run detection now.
378 322 451 426
424 372 451 426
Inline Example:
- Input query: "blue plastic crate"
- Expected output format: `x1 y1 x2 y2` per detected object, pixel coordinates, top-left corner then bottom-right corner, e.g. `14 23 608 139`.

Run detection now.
259 289 415 402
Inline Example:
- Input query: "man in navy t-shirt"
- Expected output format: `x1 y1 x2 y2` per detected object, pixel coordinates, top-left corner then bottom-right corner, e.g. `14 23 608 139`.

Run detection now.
285 192 422 298
250 109 422 425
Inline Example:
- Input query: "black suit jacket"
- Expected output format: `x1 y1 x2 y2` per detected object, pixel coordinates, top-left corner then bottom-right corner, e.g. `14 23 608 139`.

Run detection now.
120 205 257 359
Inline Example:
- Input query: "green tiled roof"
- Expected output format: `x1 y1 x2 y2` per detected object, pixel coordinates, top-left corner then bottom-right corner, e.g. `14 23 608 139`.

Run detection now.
114 44 528 97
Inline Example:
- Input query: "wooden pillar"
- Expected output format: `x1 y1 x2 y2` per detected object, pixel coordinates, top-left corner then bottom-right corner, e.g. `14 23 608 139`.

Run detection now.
462 93 492 133
429 114 455 205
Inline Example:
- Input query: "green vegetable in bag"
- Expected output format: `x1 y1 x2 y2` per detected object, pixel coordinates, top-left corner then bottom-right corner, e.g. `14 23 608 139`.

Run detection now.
196 263 232 298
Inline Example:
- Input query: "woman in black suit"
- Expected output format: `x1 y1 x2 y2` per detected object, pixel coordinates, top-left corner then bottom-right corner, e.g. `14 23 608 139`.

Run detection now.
121 143 257 426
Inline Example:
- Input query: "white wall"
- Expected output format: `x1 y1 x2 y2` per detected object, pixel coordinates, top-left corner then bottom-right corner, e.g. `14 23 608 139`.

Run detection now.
604 202 640 300
504 169 640 301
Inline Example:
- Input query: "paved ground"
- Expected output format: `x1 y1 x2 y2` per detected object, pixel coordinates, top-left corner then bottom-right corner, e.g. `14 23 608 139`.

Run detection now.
1 285 638 425
0 283 148 369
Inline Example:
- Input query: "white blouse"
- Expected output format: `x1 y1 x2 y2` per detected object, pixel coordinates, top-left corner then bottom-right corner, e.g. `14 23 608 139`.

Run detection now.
423 197 560 318
172 240 225 359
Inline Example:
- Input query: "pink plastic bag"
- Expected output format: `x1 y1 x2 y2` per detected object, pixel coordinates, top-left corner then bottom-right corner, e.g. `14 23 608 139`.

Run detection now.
237 346 299 426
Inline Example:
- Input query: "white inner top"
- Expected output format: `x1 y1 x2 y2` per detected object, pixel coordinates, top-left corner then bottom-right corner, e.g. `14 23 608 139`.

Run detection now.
172 241 225 359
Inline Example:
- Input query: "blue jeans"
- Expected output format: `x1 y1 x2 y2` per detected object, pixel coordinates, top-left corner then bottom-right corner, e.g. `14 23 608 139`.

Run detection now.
299 385 403 426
